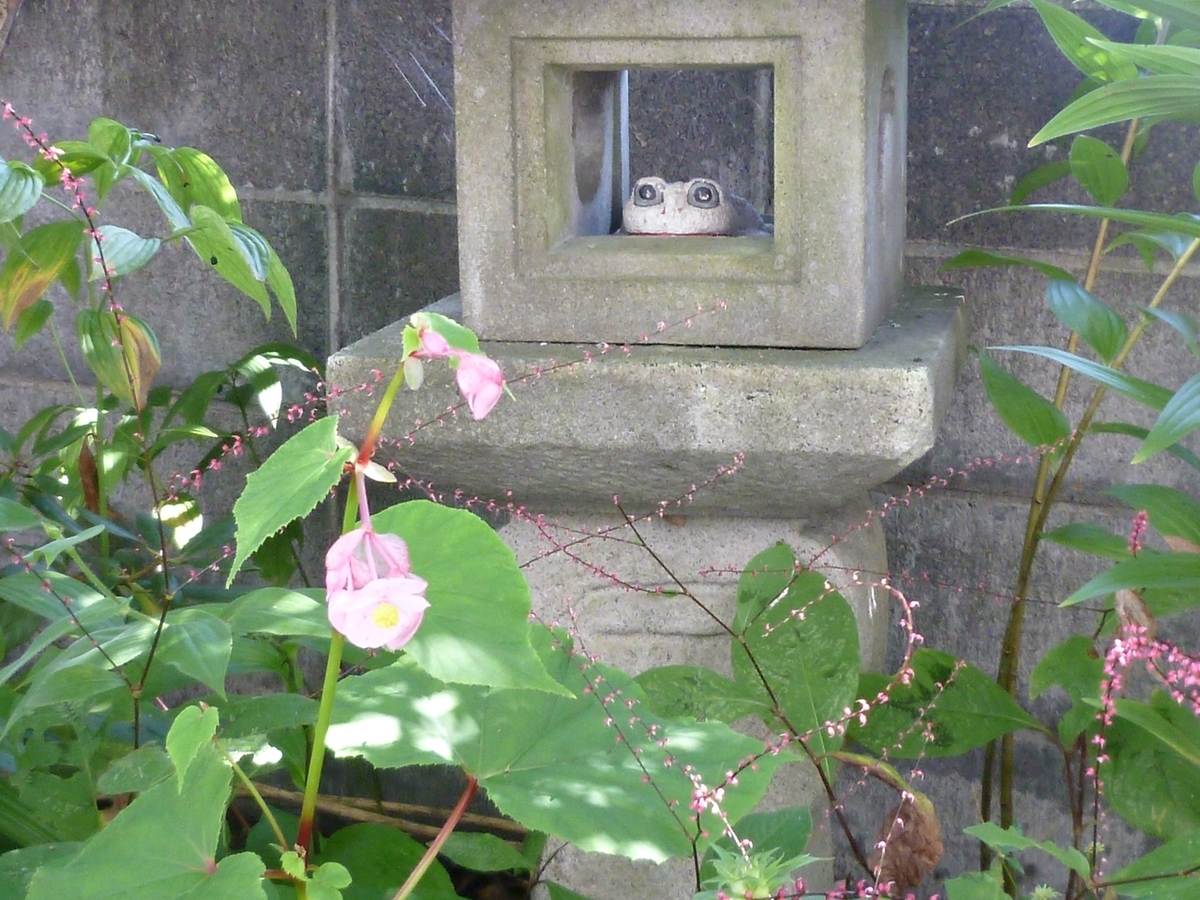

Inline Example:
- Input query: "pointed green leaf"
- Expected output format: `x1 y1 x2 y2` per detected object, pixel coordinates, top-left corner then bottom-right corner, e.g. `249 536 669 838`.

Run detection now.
848 650 1040 757
1105 714 1200 841
166 705 219 791
328 629 783 862
1031 75 1200 146
125 166 189 230
0 497 45 532
1134 372 1200 462
1114 695 1200 770
1 664 125 742
1145 307 1200 357
1107 483 1200 545
186 205 271 318
0 220 83 332
1044 279 1127 362
76 309 161 409
1090 420 1200 471
1029 0 1138 83
1068 135 1129 207
88 225 160 280
1063 552 1200 605
1040 522 1130 560
992 345 1173 409
265 246 297 335
440 833 533 873
733 541 800 634
1108 230 1198 270
25 743 267 900
732 571 859 762
159 609 232 698
1092 38 1200 77
13 298 54 350
699 807 815 888
1105 828 1200 898
172 147 242 222
1010 160 1073 205
634 665 770 723
975 349 1071 449
945 867 1006 900
0 161 44 224
965 822 1090 880
1029 635 1103 743
96 746 174 795
939 248 1075 283
1113 0 1200 33
228 417 352 584
223 587 330 639
372 501 566 694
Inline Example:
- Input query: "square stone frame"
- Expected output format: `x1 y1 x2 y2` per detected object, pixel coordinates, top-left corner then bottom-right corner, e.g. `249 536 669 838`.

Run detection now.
453 1 907 349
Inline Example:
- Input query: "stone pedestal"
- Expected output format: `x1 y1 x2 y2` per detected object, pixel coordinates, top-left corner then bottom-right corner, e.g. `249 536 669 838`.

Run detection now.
327 286 967 900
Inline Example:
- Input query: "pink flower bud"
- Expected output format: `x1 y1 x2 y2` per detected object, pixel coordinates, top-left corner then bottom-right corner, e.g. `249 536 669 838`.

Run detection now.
452 351 504 420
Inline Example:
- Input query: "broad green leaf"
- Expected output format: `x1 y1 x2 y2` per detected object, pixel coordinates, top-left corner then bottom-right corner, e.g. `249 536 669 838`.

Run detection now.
1029 0 1138 83
96 746 174 795
440 832 532 873
1134 372 1200 462
0 845 83 900
0 780 60 846
848 650 1040 757
1063 552 1200 605
25 743 267 900
158 608 232 697
1107 483 1200 545
1090 421 1200 472
732 572 859 763
171 147 242 222
328 629 783 862
634 665 770 724
372 501 566 694
125 166 189 230
13 298 53 350
1145 307 1200 357
975 349 1071 449
1 663 126 741
227 417 352 584
0 220 83 332
965 822 1090 880
698 807 815 887
1044 279 1127 363
1092 38 1200 77
734 541 801 634
223 588 330 639
13 771 98 841
185 205 271 318
0 497 45 532
212 693 318 739
1010 160 1073 205
1031 75 1200 146
992 345 1173 409
939 248 1075 283
1040 522 1130 560
1068 135 1129 207
1116 693 1200 770
77 309 161 410
265 246 297 335
88 225 160 280
945 867 1006 900
1104 828 1200 899
166 705 219 791
0 161 43 224
1106 714 1200 841
1029 635 1103 743
316 824 459 900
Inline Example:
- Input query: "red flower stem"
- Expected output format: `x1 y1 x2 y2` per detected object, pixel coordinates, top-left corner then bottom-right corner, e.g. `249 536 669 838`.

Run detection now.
358 360 408 467
295 630 346 855
391 776 478 900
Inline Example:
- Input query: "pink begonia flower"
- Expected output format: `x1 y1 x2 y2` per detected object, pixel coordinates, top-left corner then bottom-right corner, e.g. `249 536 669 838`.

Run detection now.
416 326 450 359
325 527 412 593
327 573 430 651
453 351 504 420
325 526 430 651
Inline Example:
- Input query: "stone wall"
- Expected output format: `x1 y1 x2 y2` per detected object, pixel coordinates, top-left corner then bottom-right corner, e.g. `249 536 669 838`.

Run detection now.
1 0 1196 891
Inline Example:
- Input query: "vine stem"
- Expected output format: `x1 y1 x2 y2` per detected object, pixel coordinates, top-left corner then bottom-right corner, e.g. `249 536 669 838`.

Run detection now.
391 777 479 900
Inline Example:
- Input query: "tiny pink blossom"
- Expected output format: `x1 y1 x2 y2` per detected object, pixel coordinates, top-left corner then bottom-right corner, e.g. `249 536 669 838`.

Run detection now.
326 527 412 594
453 351 504 420
328 574 429 650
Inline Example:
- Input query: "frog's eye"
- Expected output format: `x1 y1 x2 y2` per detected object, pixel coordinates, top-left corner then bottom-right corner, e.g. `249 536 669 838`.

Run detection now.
687 180 721 209
633 180 663 207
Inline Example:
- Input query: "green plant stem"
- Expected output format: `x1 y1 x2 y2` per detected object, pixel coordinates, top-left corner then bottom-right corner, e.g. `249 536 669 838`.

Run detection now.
358 360 408 466
981 114 1141 878
223 742 290 849
391 776 478 900
295 630 346 854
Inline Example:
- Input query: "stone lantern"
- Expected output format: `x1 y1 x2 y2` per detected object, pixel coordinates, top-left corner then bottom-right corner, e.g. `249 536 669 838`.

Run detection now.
328 2 966 898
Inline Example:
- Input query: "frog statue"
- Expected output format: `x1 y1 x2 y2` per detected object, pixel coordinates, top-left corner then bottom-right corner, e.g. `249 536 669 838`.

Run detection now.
620 176 772 237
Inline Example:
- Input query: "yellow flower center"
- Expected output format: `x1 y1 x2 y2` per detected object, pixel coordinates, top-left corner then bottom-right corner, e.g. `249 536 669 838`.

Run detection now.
372 602 400 630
